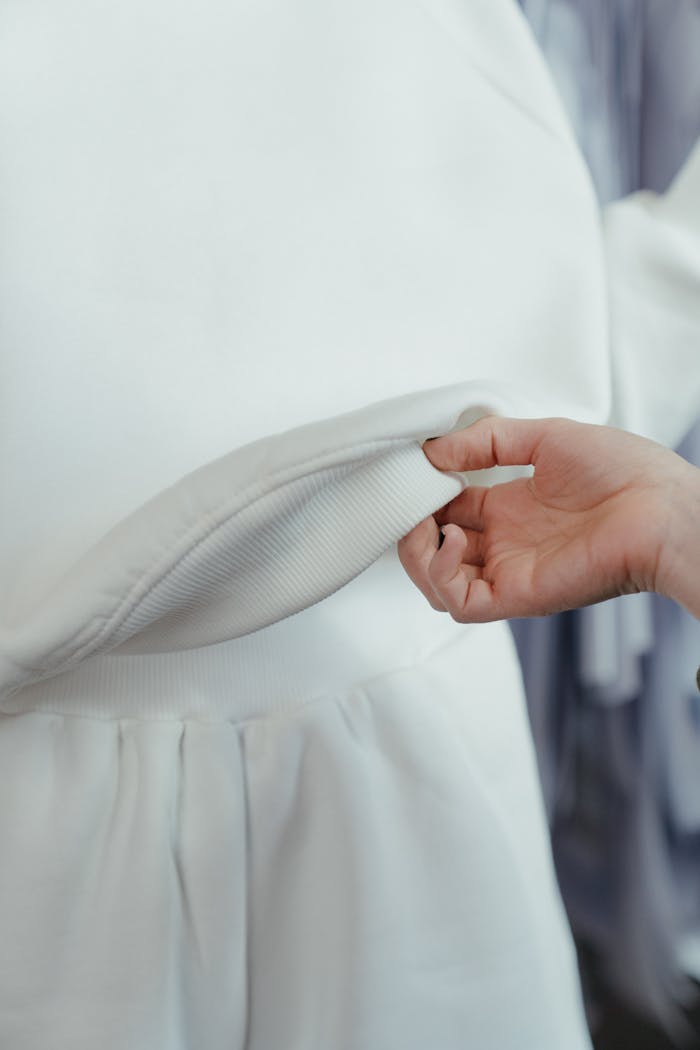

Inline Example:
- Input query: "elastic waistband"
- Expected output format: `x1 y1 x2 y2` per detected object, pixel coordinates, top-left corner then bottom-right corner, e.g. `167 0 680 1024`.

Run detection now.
2 551 474 723
1 433 466 704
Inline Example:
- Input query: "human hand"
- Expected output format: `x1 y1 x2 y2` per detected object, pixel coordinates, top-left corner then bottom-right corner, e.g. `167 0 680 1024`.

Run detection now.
398 416 700 622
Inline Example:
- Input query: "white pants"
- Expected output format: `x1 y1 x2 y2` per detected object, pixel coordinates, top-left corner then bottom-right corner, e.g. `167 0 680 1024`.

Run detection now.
0 552 591 1050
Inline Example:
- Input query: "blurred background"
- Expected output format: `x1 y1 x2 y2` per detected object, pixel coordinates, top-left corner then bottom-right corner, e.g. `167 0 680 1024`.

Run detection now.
515 2 700 1047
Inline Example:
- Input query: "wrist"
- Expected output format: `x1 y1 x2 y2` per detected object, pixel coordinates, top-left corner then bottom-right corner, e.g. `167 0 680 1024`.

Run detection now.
654 459 700 619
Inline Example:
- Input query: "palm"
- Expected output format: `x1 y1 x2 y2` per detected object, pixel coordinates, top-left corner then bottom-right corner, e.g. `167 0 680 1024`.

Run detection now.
398 417 675 623
461 473 651 617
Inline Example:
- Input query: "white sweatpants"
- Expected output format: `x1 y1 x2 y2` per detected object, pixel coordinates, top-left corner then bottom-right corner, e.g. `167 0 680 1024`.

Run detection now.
0 552 591 1050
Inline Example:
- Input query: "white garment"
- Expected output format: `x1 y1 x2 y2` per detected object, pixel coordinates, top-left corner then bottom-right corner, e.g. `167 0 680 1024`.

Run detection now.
0 0 698 1047
605 136 700 447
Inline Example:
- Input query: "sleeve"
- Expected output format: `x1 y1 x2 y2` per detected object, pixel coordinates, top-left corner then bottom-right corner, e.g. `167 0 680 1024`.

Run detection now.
0 382 512 701
603 137 700 448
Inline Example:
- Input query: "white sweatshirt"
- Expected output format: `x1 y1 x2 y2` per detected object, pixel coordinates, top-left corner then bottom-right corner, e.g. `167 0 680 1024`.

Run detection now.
0 2 698 1049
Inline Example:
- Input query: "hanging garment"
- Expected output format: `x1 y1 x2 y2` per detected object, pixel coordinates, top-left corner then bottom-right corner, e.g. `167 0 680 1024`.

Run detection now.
517 0 700 1028
0 1 698 1048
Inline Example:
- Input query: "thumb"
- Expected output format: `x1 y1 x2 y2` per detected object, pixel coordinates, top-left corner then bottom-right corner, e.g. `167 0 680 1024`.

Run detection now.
424 416 551 473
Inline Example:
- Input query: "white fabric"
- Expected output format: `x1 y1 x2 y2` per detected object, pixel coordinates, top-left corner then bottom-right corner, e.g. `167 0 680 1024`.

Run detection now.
604 136 700 447
0 565 589 1050
0 0 698 1047
0 0 607 607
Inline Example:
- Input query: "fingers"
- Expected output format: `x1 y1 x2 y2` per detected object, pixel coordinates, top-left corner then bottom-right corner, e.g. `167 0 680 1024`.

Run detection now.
397 516 447 611
398 518 496 621
428 523 481 592
426 524 502 623
423 415 554 473
432 519 486 566
434 487 489 537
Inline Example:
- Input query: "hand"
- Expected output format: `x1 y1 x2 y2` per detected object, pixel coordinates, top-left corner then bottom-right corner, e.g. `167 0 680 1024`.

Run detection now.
398 416 700 622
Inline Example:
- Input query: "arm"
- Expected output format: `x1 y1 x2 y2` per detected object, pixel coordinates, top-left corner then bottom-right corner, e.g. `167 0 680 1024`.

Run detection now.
398 415 700 622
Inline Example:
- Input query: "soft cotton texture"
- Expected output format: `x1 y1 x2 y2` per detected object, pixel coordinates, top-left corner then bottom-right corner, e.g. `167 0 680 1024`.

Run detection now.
1 0 699 1047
